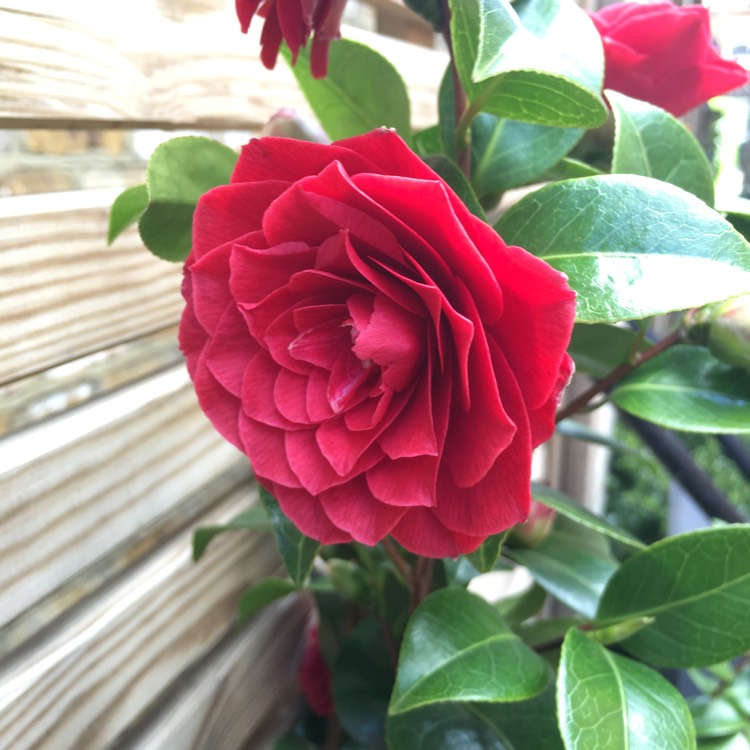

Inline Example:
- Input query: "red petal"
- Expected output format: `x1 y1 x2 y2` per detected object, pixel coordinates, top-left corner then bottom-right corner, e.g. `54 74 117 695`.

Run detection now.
236 0 264 32
528 353 574 448
232 138 379 185
390 509 485 558
259 7 285 70
365 455 437 508
268 482 352 544
318 477 407 545
242 350 299 429
192 349 243 450
377 374 437 459
205 305 257 396
193 182 288 259
239 415 303 488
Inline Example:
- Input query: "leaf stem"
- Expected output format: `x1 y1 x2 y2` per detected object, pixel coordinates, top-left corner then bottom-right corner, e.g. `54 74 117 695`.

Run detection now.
555 326 685 423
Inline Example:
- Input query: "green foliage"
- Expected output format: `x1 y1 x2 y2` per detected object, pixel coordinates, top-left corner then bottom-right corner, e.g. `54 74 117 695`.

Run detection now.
192 505 269 561
558 629 696 750
237 577 299 623
283 40 411 142
497 175 750 323
612 346 750 434
259 487 320 585
597 526 750 667
138 136 237 262
609 90 715 206
465 531 508 572
108 183 148 244
450 0 606 128
389 588 550 715
422 154 487 220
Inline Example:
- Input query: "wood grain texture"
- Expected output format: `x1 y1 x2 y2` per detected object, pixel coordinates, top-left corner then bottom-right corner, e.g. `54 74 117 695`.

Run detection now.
0 1 444 131
0 188 184 384
0 491 292 750
0 365 247 633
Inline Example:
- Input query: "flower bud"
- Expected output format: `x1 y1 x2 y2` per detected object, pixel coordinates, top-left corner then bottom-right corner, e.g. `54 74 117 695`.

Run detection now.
510 500 557 548
298 624 334 717
684 294 750 372
261 108 328 143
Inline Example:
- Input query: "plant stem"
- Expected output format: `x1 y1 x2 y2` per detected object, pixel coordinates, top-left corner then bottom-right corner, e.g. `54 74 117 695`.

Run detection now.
322 716 342 750
555 326 685 423
383 537 412 587
441 0 471 177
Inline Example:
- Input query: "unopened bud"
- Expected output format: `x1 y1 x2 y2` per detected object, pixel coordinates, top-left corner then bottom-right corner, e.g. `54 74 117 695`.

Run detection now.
685 294 750 371
511 500 557 548
261 108 329 143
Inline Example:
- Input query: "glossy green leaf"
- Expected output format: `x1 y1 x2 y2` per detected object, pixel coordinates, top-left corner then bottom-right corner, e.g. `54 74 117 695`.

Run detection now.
612 346 750 433
726 211 750 242
597 525 750 668
450 0 606 129
259 487 320 585
556 419 646 458
471 113 582 196
466 531 508 573
558 629 696 750
516 617 582 648
412 125 443 158
495 582 547 625
496 175 750 323
138 136 237 262
283 40 410 141
567 323 649 378
422 154 487 220
237 577 298 623
689 696 744 739
697 735 750 750
108 183 147 244
532 484 645 550
329 559 372 606
389 588 550 715
388 687 565 750
438 67 458 160
609 90 715 206
332 619 394 748
540 156 603 181
193 505 269 561
508 526 618 618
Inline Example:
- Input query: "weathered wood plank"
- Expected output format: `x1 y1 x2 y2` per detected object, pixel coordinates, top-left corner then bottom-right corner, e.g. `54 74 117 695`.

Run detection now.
0 491 291 750
0 1 445 131
0 365 247 633
117 597 310 750
0 188 184 384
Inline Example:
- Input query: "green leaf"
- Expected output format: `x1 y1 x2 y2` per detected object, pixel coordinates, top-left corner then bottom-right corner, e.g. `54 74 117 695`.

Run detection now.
422 154 487 220
697 735 750 750
612 346 750 434
558 629 696 750
689 696 744 739
609 90 715 207
138 136 237 262
193 505 270 561
259 487 320 585
516 617 581 648
508 526 618 618
540 156 603 182
332 618 394 747
438 67 458 161
597 525 750 668
283 40 411 141
108 184 148 244
726 211 750 242
412 125 443 158
495 581 547 625
532 484 646 550
328 559 373 606
389 588 550 715
567 323 649 378
388 685 565 750
496 175 750 323
466 531 508 573
556 419 646 458
450 0 606 129
237 577 298 623
471 113 582 196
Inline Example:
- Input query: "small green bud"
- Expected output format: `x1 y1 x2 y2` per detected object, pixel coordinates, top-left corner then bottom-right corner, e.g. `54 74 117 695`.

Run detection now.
587 616 655 646
510 500 556 548
684 293 750 371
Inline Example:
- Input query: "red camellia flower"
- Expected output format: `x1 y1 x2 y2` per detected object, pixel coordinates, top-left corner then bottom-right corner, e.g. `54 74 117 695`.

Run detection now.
591 2 748 117
179 129 576 558
236 0 346 78
298 625 334 717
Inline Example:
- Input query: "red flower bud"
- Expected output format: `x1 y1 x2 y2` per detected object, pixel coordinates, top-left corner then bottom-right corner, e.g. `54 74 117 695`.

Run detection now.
298 625 334 717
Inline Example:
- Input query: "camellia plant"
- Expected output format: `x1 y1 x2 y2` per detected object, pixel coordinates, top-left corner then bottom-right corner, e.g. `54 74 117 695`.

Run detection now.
109 0 750 747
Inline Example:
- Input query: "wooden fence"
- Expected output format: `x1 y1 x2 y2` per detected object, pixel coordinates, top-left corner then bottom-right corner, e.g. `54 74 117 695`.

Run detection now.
0 1 444 747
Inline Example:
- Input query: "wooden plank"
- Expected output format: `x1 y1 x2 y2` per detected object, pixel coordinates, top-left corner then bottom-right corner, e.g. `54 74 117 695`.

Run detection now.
0 1 444 131
0 491 293 750
116 597 310 750
0 188 184 384
0 364 247 633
